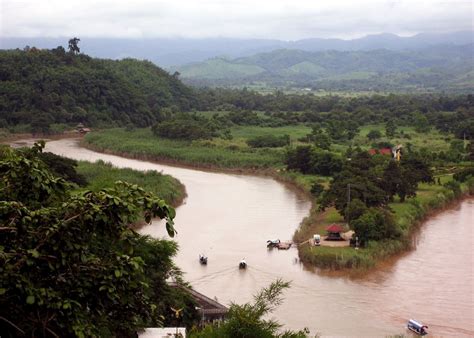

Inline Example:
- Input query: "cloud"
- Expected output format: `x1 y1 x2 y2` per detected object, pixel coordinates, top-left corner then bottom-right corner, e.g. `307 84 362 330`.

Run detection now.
1 0 472 39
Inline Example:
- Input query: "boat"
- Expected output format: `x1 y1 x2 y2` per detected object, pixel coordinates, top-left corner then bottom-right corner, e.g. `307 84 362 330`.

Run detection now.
199 254 208 265
277 242 291 250
407 319 428 335
239 259 247 269
267 239 281 248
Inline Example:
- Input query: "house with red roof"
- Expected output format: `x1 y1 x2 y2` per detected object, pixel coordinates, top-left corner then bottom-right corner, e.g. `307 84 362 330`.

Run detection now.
326 224 345 241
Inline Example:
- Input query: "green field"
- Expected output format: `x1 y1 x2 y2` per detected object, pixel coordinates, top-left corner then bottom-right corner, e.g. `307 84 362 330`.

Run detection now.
77 160 186 207
85 123 453 169
83 123 471 271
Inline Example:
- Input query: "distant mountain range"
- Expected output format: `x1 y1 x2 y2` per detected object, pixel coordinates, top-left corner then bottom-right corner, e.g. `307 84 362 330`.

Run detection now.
1 31 472 67
175 44 474 92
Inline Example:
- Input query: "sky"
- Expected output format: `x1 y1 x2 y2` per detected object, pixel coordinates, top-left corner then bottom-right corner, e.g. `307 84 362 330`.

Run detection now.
1 0 472 40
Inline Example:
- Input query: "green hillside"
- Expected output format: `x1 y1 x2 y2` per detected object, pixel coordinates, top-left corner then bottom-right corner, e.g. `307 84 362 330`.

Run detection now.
177 45 474 92
0 48 196 130
178 58 265 79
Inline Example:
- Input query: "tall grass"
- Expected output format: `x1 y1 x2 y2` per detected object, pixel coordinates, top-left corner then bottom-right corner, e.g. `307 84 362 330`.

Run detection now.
77 160 186 206
84 128 284 169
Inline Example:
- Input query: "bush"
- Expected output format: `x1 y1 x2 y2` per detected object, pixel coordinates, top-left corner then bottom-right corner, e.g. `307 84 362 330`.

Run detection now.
367 129 382 140
453 167 474 182
247 134 290 148
352 208 399 245
310 182 325 197
152 119 215 140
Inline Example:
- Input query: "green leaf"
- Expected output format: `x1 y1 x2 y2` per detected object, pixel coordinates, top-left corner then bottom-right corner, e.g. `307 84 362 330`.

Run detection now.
0 288 6 295
28 249 40 258
26 295 35 304
114 269 121 278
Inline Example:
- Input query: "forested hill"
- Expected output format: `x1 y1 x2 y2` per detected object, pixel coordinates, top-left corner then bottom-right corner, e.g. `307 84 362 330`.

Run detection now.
176 44 474 92
0 47 197 130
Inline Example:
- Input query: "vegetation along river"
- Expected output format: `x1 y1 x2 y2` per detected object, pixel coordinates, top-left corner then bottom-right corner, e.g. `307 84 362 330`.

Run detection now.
42 138 473 337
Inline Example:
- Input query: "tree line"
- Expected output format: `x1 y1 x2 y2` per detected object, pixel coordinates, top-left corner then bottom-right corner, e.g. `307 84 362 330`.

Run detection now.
1 46 473 141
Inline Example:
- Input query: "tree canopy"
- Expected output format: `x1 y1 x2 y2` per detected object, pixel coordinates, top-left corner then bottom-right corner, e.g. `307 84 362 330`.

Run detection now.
0 143 194 337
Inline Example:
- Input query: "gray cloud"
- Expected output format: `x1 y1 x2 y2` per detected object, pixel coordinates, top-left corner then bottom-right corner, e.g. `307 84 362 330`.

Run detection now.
1 0 472 39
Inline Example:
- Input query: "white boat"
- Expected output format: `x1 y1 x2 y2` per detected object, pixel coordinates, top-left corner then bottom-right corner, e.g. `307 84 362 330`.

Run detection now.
407 319 428 335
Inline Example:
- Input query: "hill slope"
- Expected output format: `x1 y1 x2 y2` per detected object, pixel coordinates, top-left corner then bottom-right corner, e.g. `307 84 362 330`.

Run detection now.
176 45 474 92
1 31 472 66
0 48 196 130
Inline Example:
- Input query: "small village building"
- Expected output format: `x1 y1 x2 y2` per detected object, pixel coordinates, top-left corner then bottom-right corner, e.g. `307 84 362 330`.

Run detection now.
325 224 345 241
368 147 392 156
168 282 228 325
76 123 91 134
187 287 228 324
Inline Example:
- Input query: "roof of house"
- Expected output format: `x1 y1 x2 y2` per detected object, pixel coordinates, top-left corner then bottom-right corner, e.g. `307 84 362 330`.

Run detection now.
326 224 344 233
168 282 228 315
368 148 392 155
379 148 392 155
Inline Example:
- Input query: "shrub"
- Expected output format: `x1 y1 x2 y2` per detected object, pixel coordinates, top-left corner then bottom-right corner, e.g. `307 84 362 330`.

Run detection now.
352 208 399 245
247 134 290 148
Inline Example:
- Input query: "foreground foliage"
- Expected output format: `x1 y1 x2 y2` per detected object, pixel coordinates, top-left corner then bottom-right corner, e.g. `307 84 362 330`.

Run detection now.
190 280 310 338
0 143 191 337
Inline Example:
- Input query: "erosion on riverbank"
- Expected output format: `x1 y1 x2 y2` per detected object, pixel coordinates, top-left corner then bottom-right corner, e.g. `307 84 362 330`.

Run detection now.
82 129 474 273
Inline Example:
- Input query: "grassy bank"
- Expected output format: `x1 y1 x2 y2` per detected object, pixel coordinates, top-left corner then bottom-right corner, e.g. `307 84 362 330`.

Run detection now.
83 127 472 272
83 124 456 170
76 160 186 207
295 176 474 271
84 128 286 169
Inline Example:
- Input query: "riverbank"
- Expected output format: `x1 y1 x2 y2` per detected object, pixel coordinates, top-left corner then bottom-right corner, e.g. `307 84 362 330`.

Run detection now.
82 129 474 273
77 160 186 208
295 179 474 273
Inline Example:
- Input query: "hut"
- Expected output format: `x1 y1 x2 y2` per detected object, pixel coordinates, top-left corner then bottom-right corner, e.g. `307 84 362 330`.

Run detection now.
187 288 228 324
168 282 228 324
325 224 344 241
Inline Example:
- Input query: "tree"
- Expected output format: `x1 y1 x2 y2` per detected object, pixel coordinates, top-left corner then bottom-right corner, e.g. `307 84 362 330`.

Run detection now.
351 208 399 245
190 280 308 338
0 143 182 337
285 145 313 174
68 37 81 54
385 120 396 138
412 112 430 133
344 198 367 224
367 129 382 140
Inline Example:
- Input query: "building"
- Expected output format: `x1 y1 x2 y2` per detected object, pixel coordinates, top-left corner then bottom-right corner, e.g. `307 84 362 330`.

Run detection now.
168 282 228 324
326 224 344 241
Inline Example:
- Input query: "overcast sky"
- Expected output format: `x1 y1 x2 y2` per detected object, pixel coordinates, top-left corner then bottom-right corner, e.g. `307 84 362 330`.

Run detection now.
1 0 472 40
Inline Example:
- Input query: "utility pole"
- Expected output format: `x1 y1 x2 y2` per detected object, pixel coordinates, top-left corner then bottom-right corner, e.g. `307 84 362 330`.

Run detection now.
347 183 351 225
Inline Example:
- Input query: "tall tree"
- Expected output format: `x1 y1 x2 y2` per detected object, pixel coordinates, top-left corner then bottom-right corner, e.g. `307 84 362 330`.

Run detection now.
68 37 81 54
0 143 182 337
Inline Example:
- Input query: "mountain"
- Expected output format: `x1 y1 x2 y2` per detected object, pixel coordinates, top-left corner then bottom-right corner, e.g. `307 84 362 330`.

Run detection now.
175 44 474 92
1 31 472 67
0 48 196 130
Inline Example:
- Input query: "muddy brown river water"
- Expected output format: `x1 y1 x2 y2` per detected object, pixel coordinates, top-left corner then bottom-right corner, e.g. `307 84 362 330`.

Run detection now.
20 138 473 337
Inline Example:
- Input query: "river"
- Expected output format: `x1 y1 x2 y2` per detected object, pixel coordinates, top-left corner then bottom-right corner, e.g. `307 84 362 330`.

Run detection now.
22 138 473 337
